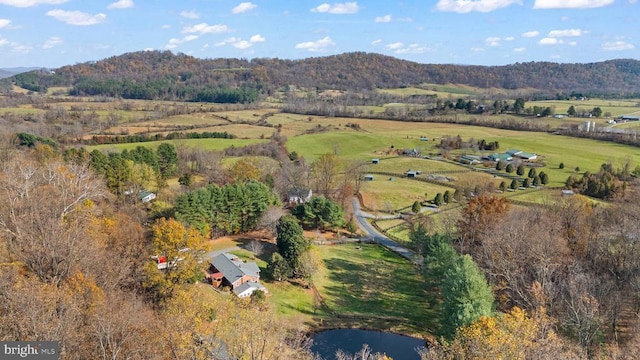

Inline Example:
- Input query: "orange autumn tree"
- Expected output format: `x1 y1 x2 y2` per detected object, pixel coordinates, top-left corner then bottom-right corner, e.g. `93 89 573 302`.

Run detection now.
457 194 510 250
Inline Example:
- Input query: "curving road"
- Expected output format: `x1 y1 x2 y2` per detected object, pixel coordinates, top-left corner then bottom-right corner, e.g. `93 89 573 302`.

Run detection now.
351 198 419 264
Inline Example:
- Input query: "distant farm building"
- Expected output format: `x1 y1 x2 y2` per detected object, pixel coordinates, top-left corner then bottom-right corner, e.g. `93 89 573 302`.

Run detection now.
371 158 379 164
363 174 374 181
403 148 421 157
406 170 421 178
561 189 575 196
460 155 481 165
488 153 513 162
420 136 429 141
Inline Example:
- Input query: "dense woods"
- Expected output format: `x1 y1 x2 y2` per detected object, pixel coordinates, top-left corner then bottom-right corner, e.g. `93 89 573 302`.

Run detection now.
5 50 640 98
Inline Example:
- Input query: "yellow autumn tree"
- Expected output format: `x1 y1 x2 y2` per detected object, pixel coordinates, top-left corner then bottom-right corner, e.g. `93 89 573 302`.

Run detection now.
144 217 208 303
424 307 584 360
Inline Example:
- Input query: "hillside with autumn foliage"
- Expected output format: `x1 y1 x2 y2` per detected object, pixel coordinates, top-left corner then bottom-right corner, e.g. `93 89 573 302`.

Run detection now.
4 51 640 99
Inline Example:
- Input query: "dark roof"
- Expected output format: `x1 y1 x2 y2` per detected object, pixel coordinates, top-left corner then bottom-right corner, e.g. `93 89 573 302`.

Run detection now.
210 253 261 284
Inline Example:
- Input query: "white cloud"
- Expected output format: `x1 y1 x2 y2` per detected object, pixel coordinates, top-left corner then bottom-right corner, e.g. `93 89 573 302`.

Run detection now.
471 47 485 52
375 14 392 23
42 36 62 48
371 39 382 45
311 2 360 14
180 10 200 19
522 30 539 37
295 36 336 52
215 35 265 49
182 23 231 34
11 42 32 53
233 40 251 49
539 37 562 45
161 24 171 29
0 19 11 28
504 36 514 41
533 0 613 8
568 41 577 46
385 42 404 50
165 35 198 49
395 43 427 54
435 0 522 13
0 0 67 7
107 0 133 9
232 2 257 14
46 9 107 26
602 40 635 51
514 47 526 52
0 37 8 46
215 37 241 46
548 29 586 37
485 36 501 46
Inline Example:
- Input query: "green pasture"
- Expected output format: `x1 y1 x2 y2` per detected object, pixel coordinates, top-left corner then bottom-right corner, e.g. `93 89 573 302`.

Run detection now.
359 176 455 211
372 157 467 174
85 138 267 152
612 120 640 129
529 99 640 117
315 242 435 334
0 107 45 115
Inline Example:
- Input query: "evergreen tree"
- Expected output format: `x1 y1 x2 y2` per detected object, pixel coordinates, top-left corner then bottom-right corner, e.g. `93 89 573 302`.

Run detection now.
443 190 451 204
516 164 525 176
269 252 292 281
523 178 531 188
157 143 178 178
510 179 518 190
276 215 310 275
441 254 495 338
505 163 514 173
496 161 505 171
559 162 565 169
540 172 549 185
434 193 444 206
528 168 537 179
412 201 421 214
499 181 506 192
532 175 540 187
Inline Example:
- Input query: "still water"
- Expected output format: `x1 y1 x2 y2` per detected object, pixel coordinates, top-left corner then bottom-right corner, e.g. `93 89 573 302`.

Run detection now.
311 329 425 360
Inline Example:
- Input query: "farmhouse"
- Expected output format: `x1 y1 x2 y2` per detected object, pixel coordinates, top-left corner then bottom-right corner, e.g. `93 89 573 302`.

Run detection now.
406 170 419 178
206 253 267 298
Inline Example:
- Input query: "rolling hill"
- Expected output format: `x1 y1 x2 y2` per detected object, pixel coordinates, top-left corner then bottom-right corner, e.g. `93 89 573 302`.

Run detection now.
4 51 640 99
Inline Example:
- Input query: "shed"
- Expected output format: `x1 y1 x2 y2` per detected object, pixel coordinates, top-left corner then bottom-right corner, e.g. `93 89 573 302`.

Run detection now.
561 189 575 196
139 191 156 203
363 174 374 181
371 158 379 164
406 170 417 178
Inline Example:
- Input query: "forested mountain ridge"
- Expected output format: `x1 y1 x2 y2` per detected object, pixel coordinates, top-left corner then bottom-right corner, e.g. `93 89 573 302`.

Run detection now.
6 50 640 98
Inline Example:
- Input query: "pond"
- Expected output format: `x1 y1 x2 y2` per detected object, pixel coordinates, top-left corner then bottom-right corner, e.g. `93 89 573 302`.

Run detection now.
311 329 425 360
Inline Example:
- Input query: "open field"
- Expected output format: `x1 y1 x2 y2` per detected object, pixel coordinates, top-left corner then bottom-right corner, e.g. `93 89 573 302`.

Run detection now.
529 99 640 117
314 242 436 334
86 138 267 152
359 176 456 211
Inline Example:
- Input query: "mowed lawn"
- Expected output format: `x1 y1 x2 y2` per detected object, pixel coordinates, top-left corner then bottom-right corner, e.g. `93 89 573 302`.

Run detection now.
314 242 436 334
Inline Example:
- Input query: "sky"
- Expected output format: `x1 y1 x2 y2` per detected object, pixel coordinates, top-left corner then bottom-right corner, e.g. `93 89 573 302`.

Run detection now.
0 0 638 68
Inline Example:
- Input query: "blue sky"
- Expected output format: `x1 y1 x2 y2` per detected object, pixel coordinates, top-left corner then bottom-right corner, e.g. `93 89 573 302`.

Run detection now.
0 0 637 68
